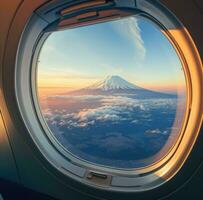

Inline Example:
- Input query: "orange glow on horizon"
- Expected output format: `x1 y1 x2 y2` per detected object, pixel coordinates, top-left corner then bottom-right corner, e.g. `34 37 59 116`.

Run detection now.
37 83 185 97
38 75 185 95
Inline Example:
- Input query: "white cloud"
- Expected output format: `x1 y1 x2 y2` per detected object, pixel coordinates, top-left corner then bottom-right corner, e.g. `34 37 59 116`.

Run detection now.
43 96 176 129
145 129 161 135
76 106 125 123
43 96 143 128
113 17 146 60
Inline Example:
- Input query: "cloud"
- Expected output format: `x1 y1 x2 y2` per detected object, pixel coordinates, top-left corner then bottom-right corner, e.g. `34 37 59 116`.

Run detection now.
43 95 176 129
113 17 146 60
76 106 125 123
44 95 146 128
145 129 161 135
100 96 146 110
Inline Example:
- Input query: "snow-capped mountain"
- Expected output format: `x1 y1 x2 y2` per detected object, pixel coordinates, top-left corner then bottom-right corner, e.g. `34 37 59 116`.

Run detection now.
66 75 176 98
85 75 141 91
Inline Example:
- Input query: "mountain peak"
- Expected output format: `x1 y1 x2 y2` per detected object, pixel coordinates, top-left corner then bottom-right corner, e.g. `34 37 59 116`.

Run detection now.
106 75 122 79
86 75 141 91
65 75 175 98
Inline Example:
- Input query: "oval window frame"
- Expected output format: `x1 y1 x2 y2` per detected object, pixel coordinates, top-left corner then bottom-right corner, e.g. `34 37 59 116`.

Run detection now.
15 0 203 192
34 14 189 171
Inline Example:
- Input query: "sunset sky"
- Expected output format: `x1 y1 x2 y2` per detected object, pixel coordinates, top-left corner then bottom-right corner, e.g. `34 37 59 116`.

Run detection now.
37 16 186 93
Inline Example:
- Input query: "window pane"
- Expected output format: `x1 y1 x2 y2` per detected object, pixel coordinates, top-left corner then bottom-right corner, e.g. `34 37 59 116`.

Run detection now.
37 16 186 169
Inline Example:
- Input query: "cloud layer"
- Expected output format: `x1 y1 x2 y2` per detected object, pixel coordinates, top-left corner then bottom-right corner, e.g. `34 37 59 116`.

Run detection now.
41 94 180 167
44 95 176 129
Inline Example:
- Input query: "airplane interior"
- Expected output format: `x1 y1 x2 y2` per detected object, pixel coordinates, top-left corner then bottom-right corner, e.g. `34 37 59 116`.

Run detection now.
0 0 202 199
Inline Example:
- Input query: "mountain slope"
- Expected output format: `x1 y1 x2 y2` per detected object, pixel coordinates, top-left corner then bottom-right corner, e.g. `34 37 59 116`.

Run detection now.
66 75 176 98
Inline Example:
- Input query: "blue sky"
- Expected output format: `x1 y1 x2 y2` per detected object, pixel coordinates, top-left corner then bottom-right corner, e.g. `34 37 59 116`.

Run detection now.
38 16 185 93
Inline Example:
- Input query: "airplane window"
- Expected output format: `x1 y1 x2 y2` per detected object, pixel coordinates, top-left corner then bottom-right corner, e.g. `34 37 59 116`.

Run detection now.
36 16 187 169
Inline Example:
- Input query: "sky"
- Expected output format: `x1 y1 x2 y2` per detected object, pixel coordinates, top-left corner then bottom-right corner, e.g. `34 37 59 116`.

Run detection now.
37 16 186 93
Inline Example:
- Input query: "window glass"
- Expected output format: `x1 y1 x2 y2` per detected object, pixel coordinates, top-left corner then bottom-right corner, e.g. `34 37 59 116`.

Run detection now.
37 16 186 168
